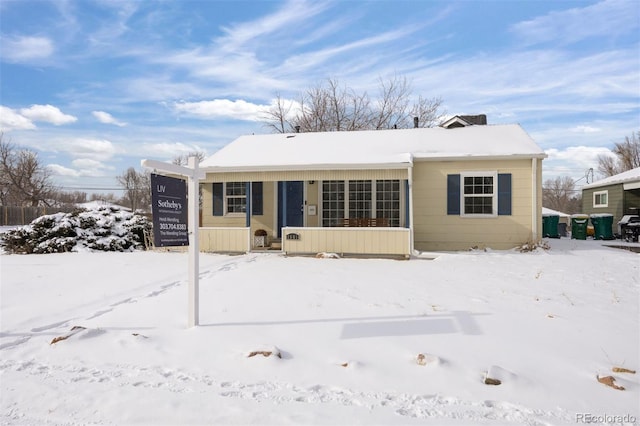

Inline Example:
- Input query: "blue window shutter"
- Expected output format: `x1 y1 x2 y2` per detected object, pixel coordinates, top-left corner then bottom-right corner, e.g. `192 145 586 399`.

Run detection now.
252 182 263 215
404 179 410 228
498 173 512 215
212 183 223 216
245 182 251 227
447 174 460 215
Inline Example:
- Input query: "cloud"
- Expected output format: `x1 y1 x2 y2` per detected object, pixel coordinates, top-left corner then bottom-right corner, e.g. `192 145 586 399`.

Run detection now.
56 138 117 161
510 0 639 46
47 164 81 177
544 146 614 180
570 125 601 134
217 0 330 51
20 105 77 125
71 158 114 176
0 106 36 131
140 142 206 158
92 111 127 127
0 35 54 63
173 99 271 121
47 158 113 177
279 26 420 74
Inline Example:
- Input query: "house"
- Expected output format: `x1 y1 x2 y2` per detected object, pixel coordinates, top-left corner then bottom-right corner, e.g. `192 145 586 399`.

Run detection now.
581 167 640 232
198 123 546 256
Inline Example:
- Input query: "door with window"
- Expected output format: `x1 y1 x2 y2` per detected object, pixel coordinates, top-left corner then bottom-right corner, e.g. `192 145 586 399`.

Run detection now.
277 181 304 236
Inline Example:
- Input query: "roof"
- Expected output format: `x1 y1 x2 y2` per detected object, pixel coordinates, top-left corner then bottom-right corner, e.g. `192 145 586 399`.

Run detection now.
582 167 640 190
542 207 570 217
201 124 546 172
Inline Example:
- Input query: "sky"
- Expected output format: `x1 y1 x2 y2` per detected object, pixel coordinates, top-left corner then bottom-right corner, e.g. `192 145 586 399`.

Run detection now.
0 0 638 196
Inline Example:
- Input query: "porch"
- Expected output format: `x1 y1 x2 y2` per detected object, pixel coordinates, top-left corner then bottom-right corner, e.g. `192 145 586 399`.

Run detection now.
198 226 411 258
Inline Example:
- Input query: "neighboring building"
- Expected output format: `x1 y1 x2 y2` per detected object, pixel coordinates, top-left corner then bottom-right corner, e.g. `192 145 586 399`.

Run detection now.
440 114 488 129
198 123 546 256
581 167 640 230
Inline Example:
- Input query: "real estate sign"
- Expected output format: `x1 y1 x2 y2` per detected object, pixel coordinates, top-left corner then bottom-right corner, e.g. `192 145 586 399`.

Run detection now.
150 173 189 247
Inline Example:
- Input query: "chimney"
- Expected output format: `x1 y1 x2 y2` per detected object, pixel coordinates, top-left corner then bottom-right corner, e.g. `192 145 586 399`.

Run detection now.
295 125 300 133
413 117 419 128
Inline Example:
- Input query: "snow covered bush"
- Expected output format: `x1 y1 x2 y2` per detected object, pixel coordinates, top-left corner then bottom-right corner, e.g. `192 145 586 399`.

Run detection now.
0 207 152 254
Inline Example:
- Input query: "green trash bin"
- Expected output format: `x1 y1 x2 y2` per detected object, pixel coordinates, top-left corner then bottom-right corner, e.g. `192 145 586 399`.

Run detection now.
590 214 614 240
542 214 560 238
570 214 589 240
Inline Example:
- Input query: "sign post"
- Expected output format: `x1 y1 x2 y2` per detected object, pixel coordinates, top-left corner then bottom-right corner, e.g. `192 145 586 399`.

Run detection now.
142 157 204 327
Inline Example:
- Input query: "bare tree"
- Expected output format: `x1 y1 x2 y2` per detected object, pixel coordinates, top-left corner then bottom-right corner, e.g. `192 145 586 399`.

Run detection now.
0 133 58 207
89 192 120 203
172 152 206 209
116 167 150 211
262 94 294 133
172 151 206 166
543 176 581 214
51 190 88 207
597 131 640 177
263 76 445 133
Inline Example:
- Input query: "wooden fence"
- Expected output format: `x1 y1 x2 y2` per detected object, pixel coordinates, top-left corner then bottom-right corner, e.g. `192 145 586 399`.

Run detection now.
0 206 77 227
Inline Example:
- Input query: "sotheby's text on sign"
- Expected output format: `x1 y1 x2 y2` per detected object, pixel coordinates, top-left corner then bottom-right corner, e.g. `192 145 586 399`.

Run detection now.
151 174 189 247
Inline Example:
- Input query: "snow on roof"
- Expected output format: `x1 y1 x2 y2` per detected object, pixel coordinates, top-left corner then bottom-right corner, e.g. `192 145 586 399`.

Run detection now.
542 207 570 217
201 124 545 171
582 167 640 189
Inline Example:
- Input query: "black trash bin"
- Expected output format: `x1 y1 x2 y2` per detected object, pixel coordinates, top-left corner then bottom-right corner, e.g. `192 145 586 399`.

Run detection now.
557 222 567 237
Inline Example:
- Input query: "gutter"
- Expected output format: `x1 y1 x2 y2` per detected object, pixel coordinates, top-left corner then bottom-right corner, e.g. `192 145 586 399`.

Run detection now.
200 161 412 174
413 153 548 162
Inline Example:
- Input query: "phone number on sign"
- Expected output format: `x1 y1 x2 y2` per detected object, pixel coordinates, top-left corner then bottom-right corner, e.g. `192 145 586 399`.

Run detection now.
159 223 187 231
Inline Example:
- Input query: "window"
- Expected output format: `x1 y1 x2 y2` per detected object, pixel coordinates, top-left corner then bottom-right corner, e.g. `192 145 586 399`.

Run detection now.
322 181 345 227
376 180 400 227
214 182 261 216
348 180 372 219
462 173 496 215
448 172 511 217
321 179 401 226
593 190 608 208
225 182 247 213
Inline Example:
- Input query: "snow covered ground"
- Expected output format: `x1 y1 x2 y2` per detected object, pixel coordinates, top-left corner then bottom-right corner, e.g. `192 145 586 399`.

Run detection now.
1 239 638 425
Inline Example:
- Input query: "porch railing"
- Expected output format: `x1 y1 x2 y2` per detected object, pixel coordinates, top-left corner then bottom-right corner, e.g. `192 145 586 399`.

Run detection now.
281 226 411 257
199 227 250 253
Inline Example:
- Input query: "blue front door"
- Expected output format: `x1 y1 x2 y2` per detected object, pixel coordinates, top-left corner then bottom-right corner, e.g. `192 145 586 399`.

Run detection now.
278 181 304 237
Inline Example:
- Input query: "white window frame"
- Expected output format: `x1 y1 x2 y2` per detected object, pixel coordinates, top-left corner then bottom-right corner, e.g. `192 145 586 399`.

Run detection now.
225 182 247 216
319 179 404 227
460 171 498 218
593 190 608 208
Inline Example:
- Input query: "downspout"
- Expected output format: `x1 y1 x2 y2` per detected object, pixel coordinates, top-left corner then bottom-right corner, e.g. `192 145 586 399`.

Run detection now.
532 157 538 242
408 158 415 256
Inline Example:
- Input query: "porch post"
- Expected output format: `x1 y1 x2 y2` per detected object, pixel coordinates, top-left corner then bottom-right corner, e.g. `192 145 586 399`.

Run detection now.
532 158 539 242
408 165 415 254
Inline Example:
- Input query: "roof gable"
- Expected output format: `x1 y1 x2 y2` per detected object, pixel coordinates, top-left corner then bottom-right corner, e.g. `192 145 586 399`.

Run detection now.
440 114 487 129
